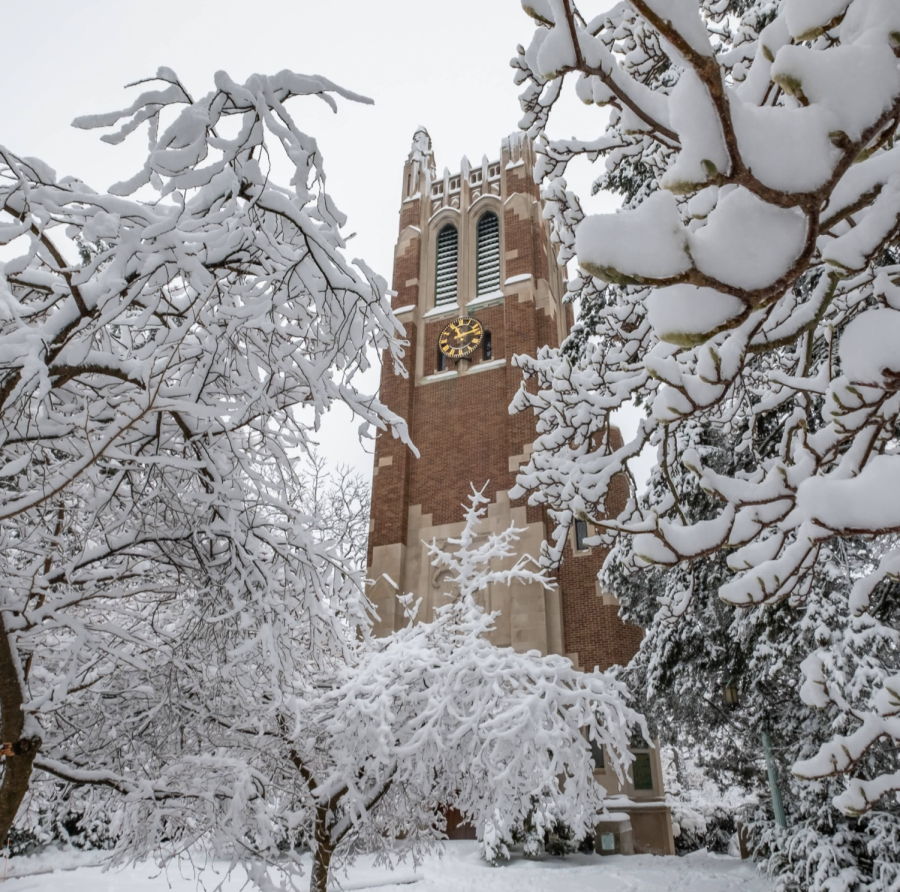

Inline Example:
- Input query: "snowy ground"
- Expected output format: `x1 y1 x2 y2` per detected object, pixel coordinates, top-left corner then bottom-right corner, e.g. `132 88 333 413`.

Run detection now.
2 841 772 892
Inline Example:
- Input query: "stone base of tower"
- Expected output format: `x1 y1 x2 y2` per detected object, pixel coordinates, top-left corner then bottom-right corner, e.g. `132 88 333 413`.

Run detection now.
368 488 564 655
366 482 648 672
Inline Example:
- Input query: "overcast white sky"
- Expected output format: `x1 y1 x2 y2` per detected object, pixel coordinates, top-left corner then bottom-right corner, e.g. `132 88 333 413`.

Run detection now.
2 0 653 489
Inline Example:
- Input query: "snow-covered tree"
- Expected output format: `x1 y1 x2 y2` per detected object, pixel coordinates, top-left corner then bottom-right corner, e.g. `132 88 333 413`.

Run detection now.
49 486 642 892
288 486 643 892
608 421 899 888
295 452 372 569
509 0 900 825
0 67 410 844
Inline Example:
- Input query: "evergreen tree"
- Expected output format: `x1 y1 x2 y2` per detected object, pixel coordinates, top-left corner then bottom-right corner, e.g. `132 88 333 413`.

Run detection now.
507 1 900 886
607 420 900 890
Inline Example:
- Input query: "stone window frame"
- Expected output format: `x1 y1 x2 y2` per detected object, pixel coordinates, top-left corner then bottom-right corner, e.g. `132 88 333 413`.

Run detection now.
574 519 590 551
570 518 595 556
424 207 463 313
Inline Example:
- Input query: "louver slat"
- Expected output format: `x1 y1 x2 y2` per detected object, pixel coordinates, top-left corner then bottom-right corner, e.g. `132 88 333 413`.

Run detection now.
435 225 458 305
476 213 501 296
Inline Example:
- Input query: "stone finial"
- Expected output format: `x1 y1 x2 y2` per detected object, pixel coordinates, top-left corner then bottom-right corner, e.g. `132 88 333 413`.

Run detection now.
409 126 435 174
502 131 528 165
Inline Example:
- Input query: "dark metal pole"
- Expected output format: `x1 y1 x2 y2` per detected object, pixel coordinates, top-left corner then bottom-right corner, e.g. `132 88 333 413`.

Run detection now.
761 724 787 829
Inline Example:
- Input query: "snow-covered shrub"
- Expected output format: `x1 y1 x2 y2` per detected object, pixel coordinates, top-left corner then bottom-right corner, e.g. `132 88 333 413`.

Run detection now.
6 827 41 858
670 801 708 851
290 486 643 891
868 813 900 891
750 810 900 892
503 797 588 860
8 779 120 855
755 820 869 892
670 801 737 855
482 812 513 865
542 819 580 858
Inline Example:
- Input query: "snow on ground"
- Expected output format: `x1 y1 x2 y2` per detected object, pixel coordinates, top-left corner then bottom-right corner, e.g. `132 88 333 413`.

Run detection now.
2 841 771 892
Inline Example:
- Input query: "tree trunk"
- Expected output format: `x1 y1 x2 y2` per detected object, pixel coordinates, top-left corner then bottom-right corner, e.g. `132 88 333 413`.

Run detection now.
0 612 40 842
671 745 686 789
309 839 333 892
308 802 335 892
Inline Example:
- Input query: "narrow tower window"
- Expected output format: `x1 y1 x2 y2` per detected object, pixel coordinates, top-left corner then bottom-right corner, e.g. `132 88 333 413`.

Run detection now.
476 212 500 296
483 331 492 361
435 224 458 305
590 736 606 770
575 519 589 551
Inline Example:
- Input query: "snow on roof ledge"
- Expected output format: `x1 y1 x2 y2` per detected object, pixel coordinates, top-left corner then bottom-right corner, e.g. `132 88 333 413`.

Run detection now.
420 369 458 385
465 358 506 375
423 303 461 319
505 274 532 285
468 290 504 308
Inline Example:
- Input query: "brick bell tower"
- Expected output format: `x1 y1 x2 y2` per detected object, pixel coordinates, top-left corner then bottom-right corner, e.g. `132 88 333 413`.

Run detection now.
366 128 644 674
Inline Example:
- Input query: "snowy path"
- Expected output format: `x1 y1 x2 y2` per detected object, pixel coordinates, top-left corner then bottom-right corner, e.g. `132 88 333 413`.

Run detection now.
2 842 772 892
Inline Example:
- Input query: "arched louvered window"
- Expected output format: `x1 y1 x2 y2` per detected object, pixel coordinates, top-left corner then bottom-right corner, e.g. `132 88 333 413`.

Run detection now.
476 212 500 296
435 224 458 305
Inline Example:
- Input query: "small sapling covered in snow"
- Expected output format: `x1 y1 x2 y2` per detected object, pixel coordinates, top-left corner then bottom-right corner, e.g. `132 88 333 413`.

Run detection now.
289 486 644 891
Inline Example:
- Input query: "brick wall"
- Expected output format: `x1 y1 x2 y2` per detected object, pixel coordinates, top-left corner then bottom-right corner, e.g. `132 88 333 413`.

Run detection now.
399 198 420 234
504 207 537 281
368 317 417 565
556 542 644 672
392 233 420 311
368 218 420 562
504 163 540 202
407 364 513 527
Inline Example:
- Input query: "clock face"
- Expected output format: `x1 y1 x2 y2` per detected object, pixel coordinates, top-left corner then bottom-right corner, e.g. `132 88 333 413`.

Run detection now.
438 316 485 360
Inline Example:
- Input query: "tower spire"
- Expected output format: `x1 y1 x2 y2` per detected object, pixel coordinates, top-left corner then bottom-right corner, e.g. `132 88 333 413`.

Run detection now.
408 126 435 177
401 126 436 202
